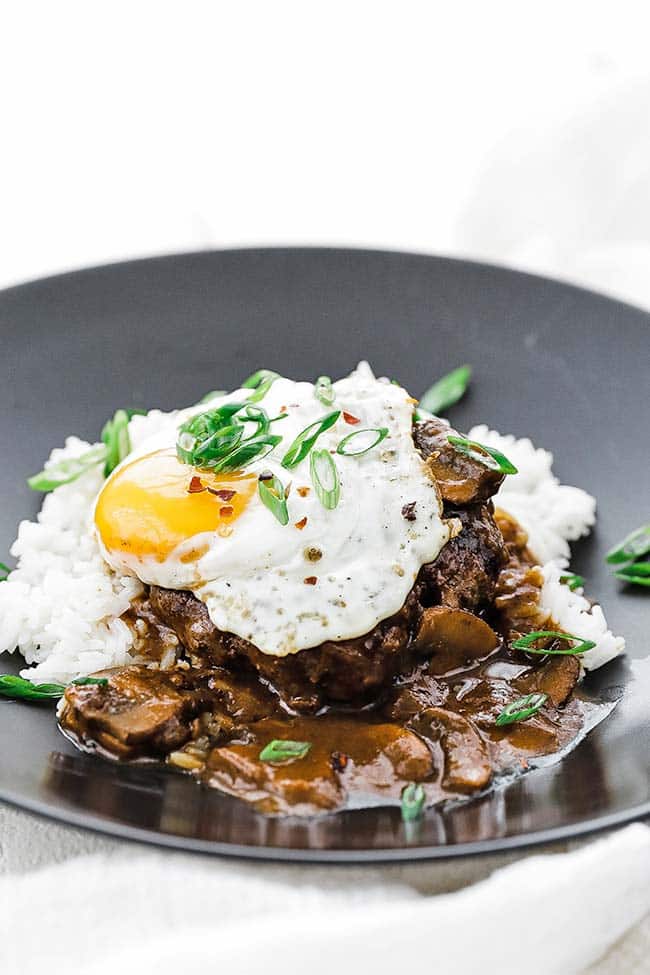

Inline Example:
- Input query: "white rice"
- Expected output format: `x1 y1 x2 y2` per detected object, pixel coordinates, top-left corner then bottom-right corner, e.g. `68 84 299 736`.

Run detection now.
468 425 625 670
0 413 624 682
0 436 145 682
467 424 597 565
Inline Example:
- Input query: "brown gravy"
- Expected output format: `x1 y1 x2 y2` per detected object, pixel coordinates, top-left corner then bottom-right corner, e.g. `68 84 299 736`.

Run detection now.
58 495 590 817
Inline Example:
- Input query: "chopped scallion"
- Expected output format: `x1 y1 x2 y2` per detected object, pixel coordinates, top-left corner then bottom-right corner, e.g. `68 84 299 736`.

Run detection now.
310 449 340 510
198 390 227 404
28 408 143 492
560 573 585 591
258 473 289 525
413 407 434 423
101 408 143 477
606 524 650 565
419 365 471 415
281 411 340 469
28 444 108 492
314 375 335 406
177 403 282 472
495 693 548 727
259 739 311 763
0 675 66 701
614 562 650 587
401 782 426 822
511 630 596 656
210 434 282 474
336 427 388 457
242 369 279 403
0 673 110 702
447 435 518 475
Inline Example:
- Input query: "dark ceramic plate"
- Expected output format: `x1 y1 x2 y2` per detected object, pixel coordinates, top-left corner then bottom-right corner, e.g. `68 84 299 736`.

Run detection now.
0 248 648 862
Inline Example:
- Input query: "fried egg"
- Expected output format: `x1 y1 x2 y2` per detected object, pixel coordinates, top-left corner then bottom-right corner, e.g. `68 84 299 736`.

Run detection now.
95 363 450 656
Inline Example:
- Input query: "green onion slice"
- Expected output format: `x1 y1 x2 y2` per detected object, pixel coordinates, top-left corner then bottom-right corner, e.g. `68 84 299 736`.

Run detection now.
401 782 426 822
259 739 311 763
198 390 227 404
419 365 471 415
223 435 282 470
281 411 340 469
336 427 389 457
239 404 288 438
495 692 548 727
614 562 650 587
242 369 279 403
212 434 282 474
28 444 108 492
258 473 289 525
0 562 10 582
0 675 66 701
511 630 596 656
560 573 585 591
606 524 650 565
447 435 518 475
390 377 435 424
28 407 144 492
177 403 246 465
177 403 283 472
101 408 143 477
413 407 434 423
0 673 109 702
310 449 341 510
314 375 335 406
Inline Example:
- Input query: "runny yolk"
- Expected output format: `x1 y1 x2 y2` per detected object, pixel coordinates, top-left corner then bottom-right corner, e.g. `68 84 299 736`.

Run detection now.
95 448 257 562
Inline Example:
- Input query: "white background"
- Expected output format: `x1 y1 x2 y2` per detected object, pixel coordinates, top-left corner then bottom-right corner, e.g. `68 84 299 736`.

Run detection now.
2 1 650 309
2 10 650 970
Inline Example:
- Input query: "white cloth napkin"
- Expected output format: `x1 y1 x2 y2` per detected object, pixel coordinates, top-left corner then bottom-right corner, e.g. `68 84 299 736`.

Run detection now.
1 804 648 975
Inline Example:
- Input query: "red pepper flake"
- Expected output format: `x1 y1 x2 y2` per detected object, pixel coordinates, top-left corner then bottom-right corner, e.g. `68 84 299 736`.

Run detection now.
343 411 360 425
401 501 417 521
280 405 287 413
207 487 237 501
294 516 308 530
297 486 310 497
188 476 205 494
303 575 318 585
331 751 349 772
219 505 234 518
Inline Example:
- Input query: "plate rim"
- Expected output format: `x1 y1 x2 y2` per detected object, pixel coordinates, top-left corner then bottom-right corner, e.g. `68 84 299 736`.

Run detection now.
1 783 648 863
1 244 648 321
1 245 648 862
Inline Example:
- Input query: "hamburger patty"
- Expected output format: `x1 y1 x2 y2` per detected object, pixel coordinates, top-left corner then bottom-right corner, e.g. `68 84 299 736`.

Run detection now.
125 421 508 711
57 419 586 816
142 500 505 711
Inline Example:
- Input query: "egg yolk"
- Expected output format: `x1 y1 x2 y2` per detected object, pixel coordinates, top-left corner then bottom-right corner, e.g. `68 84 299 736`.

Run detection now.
95 448 257 561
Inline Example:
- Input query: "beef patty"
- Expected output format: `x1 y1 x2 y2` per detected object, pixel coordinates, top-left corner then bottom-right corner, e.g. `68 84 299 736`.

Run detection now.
59 418 585 817
137 428 507 712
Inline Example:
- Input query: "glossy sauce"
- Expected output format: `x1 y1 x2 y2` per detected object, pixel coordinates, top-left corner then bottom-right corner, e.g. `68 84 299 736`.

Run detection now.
60 500 591 817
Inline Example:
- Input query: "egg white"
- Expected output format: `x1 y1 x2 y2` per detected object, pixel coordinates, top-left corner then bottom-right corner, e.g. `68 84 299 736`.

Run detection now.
97 363 450 656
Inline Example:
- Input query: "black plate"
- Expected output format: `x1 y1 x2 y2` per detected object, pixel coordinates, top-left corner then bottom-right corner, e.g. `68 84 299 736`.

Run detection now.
0 248 648 862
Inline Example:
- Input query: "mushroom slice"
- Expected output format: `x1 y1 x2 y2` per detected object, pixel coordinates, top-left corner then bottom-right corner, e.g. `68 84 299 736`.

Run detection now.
413 418 505 504
515 656 581 707
413 706 492 792
414 606 499 674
